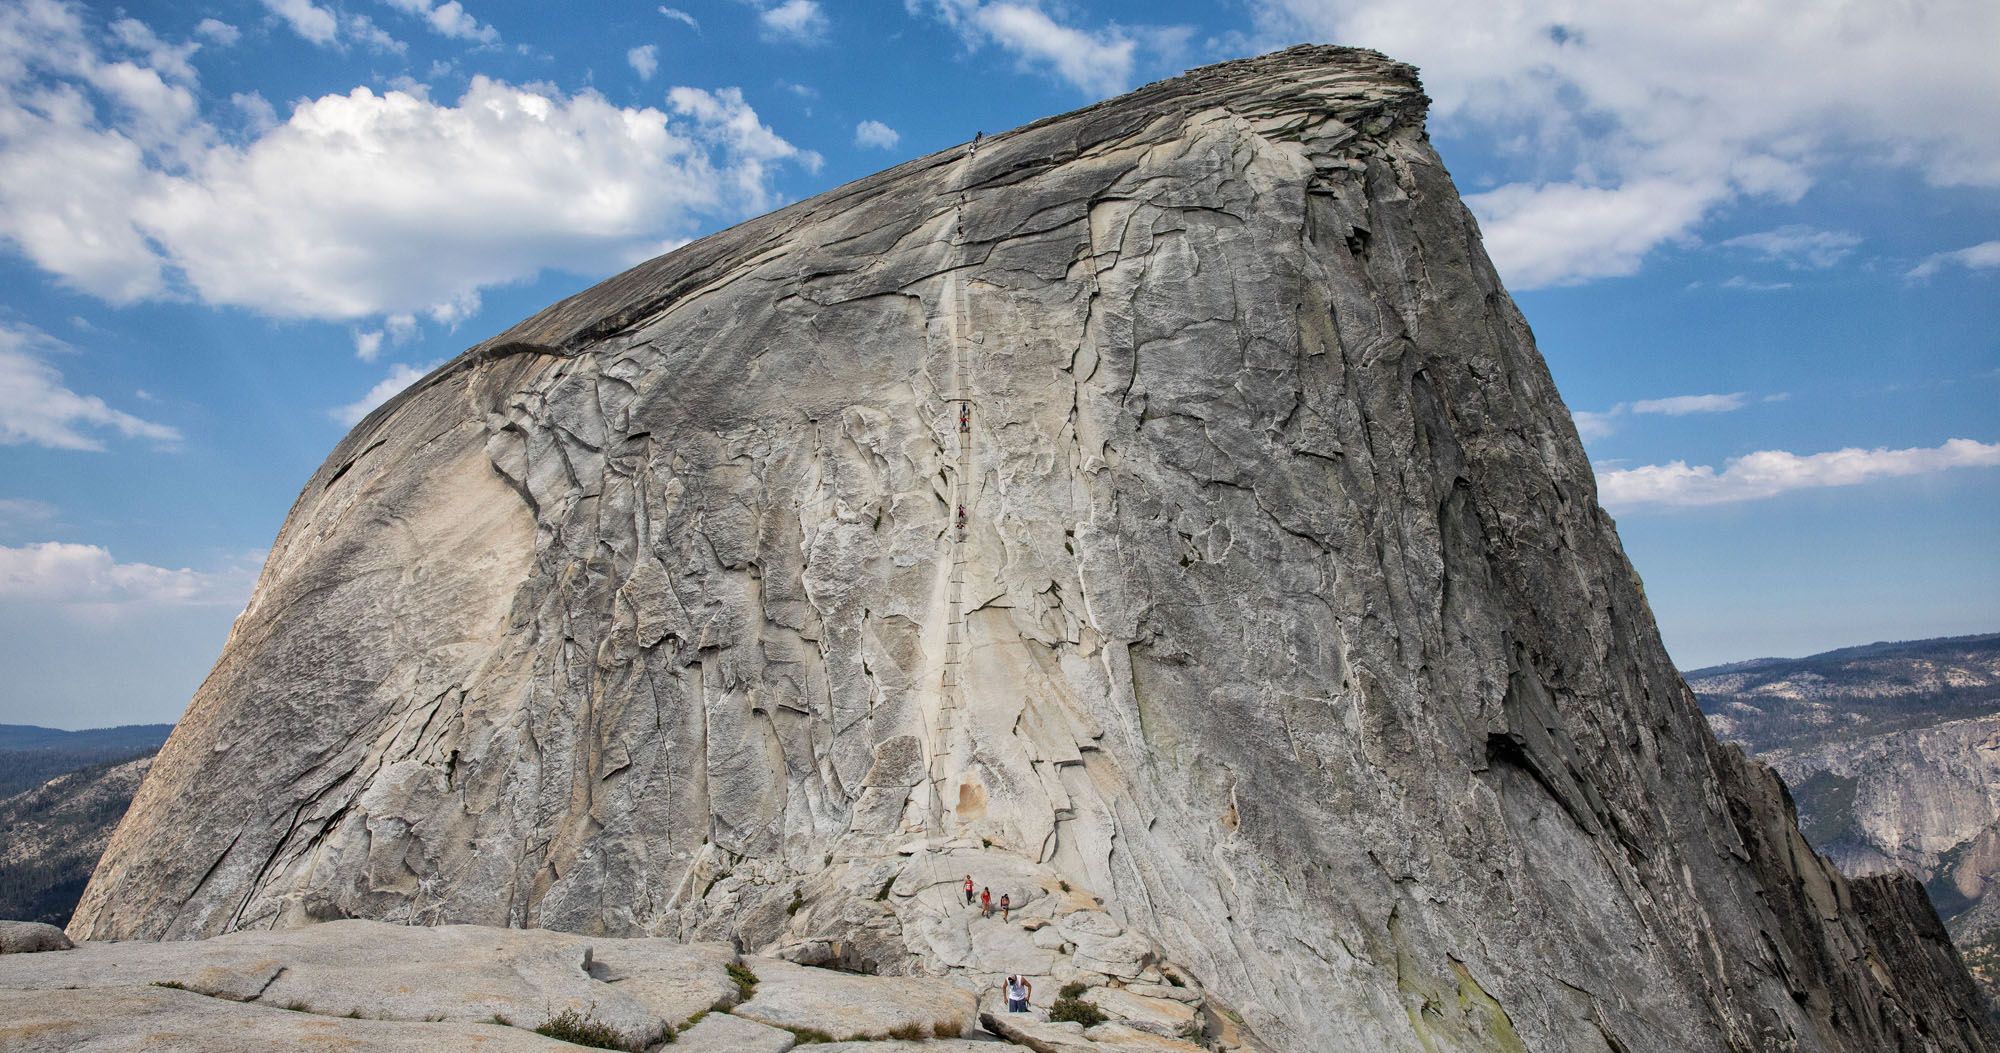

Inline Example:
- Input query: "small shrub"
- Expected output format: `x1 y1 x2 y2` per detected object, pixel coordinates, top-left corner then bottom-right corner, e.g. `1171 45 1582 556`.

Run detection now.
1048 996 1105 1028
980 838 993 848
726 962 759 1001
282 1001 312 1013
682 1008 708 1030
1058 981 1089 999
492 1013 515 1027
933 1016 965 1037
885 1022 927 1039
533 1008 660 1051
874 876 895 902
781 1024 836 1044
787 889 805 916
1164 971 1186 988
1058 880 1071 892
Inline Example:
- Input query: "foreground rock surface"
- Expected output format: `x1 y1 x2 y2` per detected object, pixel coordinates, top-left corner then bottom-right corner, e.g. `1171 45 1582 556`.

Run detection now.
72 44 1994 1052
0 920 1191 1051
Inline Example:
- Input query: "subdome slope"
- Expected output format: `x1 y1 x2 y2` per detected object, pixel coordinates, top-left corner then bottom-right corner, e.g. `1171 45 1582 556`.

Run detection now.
73 45 1991 1052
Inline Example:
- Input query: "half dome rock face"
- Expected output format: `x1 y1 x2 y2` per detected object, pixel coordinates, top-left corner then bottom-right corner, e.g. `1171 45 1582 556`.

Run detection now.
73 46 1991 1052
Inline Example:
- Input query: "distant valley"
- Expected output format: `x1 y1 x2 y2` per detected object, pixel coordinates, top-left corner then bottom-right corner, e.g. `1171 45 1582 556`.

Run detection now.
1691 633 2000 1012
0 724 169 926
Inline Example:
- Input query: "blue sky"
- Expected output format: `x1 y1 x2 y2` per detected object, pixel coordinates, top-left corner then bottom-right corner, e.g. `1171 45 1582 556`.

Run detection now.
0 0 1995 728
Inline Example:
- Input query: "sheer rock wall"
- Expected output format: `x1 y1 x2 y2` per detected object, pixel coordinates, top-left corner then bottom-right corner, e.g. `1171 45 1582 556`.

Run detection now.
72 46 1992 1052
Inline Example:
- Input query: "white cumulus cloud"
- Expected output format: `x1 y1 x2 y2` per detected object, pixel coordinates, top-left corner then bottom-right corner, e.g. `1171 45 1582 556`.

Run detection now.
916 1 1163 98
333 360 442 425
1908 240 2000 280
854 119 899 150
1250 0 2000 289
379 0 499 44
261 0 339 46
0 322 179 452
1596 438 2000 510
628 43 659 81
194 18 239 46
759 0 828 43
0 3 817 324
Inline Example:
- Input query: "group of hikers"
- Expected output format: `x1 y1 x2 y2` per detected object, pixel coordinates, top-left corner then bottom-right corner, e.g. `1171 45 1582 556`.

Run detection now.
961 874 1032 1013
961 873 1013 921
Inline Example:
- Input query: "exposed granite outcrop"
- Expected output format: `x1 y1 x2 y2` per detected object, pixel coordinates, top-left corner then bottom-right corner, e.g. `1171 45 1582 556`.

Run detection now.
70 45 1992 1051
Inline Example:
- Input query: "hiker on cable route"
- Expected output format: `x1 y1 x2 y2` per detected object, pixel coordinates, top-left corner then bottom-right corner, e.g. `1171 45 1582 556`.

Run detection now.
980 886 993 917
963 874 975 905
1005 974 1032 1013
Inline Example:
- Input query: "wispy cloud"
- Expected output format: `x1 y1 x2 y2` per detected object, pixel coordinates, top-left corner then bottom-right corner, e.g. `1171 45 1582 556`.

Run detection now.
0 541 255 614
1719 225 1860 269
0 323 179 452
658 6 699 31
1572 391 1751 442
1908 239 2000 280
1716 275 1793 291
0 498 57 527
1597 438 2000 509
1628 392 1748 416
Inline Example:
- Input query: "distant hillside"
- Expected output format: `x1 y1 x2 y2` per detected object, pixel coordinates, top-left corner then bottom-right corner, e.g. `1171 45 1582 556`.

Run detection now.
1690 633 2000 753
0 751 154 927
1691 633 2000 1015
0 723 173 798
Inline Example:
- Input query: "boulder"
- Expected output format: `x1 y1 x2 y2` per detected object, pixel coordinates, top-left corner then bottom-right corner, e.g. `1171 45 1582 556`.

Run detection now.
0 920 72 953
733 958 977 1041
678 1009 798 1052
0 984 573 1052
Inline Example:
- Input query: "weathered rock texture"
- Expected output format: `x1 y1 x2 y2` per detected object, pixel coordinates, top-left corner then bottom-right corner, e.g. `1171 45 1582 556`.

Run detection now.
72 45 1992 1051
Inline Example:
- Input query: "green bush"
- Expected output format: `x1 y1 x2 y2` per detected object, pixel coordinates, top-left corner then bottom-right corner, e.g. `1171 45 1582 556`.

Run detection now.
1048 996 1105 1028
1058 981 1089 999
531 1008 672 1051
726 962 759 1001
781 1024 836 1044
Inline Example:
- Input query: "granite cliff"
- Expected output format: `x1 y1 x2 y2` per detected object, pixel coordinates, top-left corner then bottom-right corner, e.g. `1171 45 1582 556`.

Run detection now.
70 46 1992 1051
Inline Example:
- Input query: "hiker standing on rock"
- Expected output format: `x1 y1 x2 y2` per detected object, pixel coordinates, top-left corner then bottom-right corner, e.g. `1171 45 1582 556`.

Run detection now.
1005 974 1032 1013
964 875 975 905
999 892 1011 922
981 887 993 917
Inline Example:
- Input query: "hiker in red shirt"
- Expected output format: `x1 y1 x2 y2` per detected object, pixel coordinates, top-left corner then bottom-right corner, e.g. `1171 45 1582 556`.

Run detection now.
980 887 993 918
